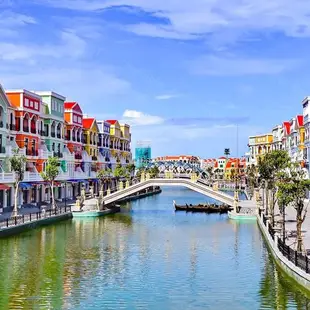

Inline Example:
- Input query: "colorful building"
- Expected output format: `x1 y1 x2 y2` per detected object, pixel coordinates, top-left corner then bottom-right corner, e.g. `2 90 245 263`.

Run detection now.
247 133 273 165
0 83 133 213
97 120 111 169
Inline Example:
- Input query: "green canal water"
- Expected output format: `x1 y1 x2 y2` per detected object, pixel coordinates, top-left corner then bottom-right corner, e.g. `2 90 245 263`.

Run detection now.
0 187 310 309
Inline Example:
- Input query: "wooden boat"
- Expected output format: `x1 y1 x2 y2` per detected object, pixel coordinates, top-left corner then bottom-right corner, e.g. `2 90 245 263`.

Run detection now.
173 200 232 213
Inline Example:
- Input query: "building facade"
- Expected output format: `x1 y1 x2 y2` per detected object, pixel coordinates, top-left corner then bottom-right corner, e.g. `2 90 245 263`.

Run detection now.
0 83 133 213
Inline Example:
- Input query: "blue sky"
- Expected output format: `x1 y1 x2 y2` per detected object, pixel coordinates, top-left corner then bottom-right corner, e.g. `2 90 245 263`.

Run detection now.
1 1 310 158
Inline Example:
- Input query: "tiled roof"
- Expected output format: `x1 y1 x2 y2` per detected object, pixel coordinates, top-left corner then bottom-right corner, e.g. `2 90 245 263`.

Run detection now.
283 121 291 135
83 118 95 129
64 102 76 109
297 115 304 127
106 120 117 125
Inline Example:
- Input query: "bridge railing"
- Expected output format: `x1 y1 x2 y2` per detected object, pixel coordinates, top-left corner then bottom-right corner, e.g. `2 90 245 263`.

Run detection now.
99 175 235 206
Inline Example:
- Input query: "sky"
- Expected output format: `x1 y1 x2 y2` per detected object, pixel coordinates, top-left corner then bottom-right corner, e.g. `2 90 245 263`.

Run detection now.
1 1 310 158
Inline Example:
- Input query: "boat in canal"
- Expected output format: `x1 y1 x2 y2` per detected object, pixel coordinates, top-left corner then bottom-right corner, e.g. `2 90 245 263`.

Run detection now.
72 206 120 218
228 208 257 220
173 200 232 213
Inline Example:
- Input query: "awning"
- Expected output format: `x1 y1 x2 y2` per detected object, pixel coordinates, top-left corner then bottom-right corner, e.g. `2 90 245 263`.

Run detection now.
20 182 32 189
0 184 10 190
79 179 89 185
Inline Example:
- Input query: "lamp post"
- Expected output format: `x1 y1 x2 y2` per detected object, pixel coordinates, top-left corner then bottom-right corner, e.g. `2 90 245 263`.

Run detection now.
65 181 67 209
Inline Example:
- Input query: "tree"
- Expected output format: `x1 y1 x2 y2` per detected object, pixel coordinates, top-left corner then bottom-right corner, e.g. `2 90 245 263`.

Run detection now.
246 164 258 199
257 150 291 225
9 149 27 217
149 166 160 178
97 168 111 194
126 163 136 177
41 157 60 210
277 163 310 252
206 166 214 182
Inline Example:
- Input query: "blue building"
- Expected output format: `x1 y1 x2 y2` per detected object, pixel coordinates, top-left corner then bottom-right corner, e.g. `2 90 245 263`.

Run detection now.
135 141 152 168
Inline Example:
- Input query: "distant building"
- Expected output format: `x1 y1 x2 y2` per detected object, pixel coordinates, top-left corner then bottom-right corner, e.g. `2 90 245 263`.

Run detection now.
135 141 152 168
154 155 200 167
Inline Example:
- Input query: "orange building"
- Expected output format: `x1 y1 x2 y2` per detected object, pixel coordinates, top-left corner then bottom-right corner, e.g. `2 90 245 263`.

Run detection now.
64 102 83 167
6 89 44 172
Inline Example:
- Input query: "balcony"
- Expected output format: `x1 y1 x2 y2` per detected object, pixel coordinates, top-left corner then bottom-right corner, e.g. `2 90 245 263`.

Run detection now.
26 149 38 156
75 153 82 160
53 151 63 158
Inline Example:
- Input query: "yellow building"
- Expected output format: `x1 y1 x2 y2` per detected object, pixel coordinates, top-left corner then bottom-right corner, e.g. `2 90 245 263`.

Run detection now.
82 117 99 160
120 124 131 164
248 133 273 164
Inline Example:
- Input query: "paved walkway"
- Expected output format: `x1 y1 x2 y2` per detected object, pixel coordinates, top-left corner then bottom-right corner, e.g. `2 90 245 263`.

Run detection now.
0 199 76 221
273 200 310 252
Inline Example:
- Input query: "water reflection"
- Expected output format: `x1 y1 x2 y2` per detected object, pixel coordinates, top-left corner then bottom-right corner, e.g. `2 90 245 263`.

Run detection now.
259 251 310 309
0 188 309 309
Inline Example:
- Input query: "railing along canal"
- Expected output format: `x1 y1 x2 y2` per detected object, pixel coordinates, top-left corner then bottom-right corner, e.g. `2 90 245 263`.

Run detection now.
259 209 310 274
0 206 72 229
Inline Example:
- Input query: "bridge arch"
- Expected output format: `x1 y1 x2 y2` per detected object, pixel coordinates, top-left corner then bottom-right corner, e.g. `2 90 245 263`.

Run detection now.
102 178 235 206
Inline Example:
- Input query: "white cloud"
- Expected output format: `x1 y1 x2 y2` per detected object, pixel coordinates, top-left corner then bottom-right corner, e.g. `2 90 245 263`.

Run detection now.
0 30 86 62
0 11 36 37
32 0 310 42
155 94 179 100
122 110 165 126
190 55 300 76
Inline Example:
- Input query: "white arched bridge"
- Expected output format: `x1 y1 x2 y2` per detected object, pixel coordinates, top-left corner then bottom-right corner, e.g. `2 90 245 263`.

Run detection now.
102 174 243 207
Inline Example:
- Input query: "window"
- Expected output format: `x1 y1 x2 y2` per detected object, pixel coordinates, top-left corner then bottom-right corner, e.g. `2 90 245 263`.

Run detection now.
34 102 38 110
30 101 34 108
73 115 77 122
24 99 29 107
78 117 82 124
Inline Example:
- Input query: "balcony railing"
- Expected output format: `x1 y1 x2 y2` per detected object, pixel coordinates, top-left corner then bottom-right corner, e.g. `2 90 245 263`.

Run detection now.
75 153 82 160
53 151 63 158
26 149 38 156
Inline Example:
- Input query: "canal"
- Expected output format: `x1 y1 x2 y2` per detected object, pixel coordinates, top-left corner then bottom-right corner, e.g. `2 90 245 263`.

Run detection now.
0 187 310 309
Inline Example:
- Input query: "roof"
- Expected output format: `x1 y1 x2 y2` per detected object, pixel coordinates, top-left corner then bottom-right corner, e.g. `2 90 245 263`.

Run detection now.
297 115 304 127
64 102 77 109
64 101 83 114
83 118 95 129
0 84 11 107
283 121 291 135
33 91 66 101
106 120 118 125
218 156 227 160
